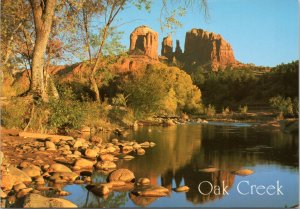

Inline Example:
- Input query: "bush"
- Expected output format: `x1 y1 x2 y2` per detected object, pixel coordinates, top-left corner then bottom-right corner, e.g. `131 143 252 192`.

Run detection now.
122 63 202 115
293 98 299 117
112 93 128 107
81 101 110 128
269 96 294 118
205 104 216 117
239 105 248 114
222 107 231 116
1 98 31 129
108 107 135 127
47 99 85 131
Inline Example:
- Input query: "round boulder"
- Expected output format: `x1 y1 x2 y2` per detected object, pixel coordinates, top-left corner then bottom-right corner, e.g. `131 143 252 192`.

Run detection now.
108 169 135 183
48 163 72 173
85 149 98 159
74 159 94 169
232 169 254 176
99 154 114 161
174 186 190 192
137 178 150 186
137 148 145 155
95 161 117 170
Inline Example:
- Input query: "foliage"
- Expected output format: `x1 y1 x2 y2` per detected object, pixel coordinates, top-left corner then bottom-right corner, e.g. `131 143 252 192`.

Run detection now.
122 63 202 115
222 107 231 116
269 96 294 118
189 61 298 110
1 98 31 129
204 104 216 117
47 99 85 130
108 107 135 127
239 105 248 114
112 94 128 106
293 98 299 117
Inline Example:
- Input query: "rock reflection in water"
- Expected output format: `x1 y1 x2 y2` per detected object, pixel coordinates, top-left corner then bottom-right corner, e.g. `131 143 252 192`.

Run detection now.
120 124 298 205
64 123 298 207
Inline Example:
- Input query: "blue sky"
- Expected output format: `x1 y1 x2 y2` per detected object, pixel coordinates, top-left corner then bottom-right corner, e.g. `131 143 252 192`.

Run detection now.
114 0 298 67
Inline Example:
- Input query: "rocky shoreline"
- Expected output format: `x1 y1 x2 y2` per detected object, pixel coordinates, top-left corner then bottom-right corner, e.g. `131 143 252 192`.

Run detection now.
0 128 190 208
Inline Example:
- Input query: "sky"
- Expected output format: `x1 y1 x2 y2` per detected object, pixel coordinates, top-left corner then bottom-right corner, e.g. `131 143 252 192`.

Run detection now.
114 0 299 67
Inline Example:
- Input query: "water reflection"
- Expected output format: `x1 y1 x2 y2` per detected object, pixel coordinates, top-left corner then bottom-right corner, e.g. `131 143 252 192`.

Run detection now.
64 123 298 207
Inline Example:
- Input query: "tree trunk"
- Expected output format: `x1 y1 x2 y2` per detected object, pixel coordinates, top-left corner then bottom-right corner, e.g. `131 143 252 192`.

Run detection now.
30 0 56 101
90 25 109 102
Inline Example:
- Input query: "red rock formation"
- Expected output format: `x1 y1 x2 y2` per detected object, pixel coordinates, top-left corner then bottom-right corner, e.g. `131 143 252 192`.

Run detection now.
184 28 236 70
174 40 183 59
129 25 158 59
161 35 173 60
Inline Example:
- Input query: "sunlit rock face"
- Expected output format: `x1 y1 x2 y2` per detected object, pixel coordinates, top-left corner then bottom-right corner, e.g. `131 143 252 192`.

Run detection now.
161 35 173 60
129 25 158 59
184 28 236 70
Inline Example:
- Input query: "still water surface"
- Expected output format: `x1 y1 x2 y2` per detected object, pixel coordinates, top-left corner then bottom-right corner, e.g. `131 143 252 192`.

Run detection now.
63 123 299 207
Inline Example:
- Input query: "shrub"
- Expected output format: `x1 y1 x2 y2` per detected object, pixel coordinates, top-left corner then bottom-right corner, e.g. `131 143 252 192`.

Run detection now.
222 107 231 116
108 107 135 127
112 94 128 107
122 63 202 115
82 101 112 130
1 98 31 129
293 97 299 117
205 104 216 117
239 105 248 114
269 96 293 118
47 99 85 131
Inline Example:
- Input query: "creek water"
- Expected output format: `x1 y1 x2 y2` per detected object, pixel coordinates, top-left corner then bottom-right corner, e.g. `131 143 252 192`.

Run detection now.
63 122 298 207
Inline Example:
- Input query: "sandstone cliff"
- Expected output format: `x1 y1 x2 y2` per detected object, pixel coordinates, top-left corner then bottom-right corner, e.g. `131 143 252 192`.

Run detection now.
161 35 173 60
129 25 158 59
184 28 236 70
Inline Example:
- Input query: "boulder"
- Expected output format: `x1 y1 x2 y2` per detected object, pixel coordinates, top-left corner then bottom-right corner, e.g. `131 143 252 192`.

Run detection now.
111 138 118 144
95 161 117 170
129 193 158 207
86 184 110 196
0 188 7 198
81 126 91 133
106 146 116 153
108 181 126 187
132 143 141 150
139 142 150 148
137 148 145 155
0 151 3 166
99 154 114 161
13 183 27 192
85 148 98 159
198 167 219 173
45 141 56 150
22 165 41 178
122 146 133 154
19 132 73 141
73 139 85 149
23 193 77 208
137 178 150 186
232 169 254 176
122 155 135 160
35 176 45 185
49 172 79 182
74 159 94 169
108 169 135 183
174 185 190 192
1 165 32 190
48 163 72 173
132 185 169 197
17 188 33 198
